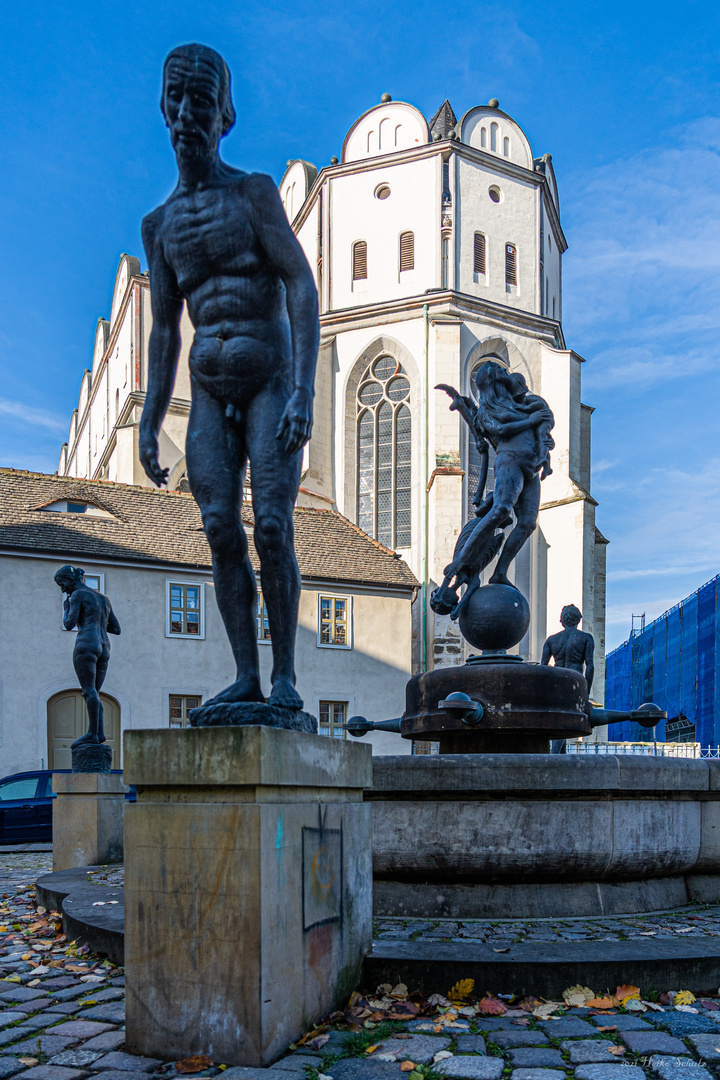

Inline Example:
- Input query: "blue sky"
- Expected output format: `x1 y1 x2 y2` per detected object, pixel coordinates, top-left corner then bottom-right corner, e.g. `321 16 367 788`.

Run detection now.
1 0 719 649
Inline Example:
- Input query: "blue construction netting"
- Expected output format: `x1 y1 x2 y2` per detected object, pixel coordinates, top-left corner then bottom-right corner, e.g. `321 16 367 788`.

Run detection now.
605 574 720 749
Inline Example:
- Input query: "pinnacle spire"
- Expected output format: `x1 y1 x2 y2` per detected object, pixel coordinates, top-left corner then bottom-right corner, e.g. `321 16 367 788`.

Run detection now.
428 100 457 139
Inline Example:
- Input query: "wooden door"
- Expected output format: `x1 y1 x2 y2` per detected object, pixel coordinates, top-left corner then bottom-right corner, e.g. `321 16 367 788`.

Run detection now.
47 690 120 769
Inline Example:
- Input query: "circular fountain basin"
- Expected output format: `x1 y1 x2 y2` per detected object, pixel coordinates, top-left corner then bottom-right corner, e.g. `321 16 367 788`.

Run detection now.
369 753 720 918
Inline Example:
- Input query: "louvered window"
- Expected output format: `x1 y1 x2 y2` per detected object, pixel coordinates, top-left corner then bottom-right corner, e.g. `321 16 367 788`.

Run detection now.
505 243 517 286
399 231 414 272
357 356 412 548
352 240 367 281
473 232 486 274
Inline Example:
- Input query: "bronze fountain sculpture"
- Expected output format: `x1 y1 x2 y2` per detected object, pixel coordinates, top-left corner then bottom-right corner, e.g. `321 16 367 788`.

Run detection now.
348 365 663 752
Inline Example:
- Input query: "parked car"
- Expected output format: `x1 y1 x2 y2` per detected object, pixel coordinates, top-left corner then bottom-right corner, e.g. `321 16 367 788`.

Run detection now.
0 770 135 845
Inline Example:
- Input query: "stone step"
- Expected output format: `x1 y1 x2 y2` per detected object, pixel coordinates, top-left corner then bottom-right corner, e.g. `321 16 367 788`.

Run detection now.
364 934 720 998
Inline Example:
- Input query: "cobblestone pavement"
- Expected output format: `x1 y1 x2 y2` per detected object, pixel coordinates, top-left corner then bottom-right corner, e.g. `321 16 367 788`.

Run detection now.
48 865 720 943
374 910 720 943
4 855 720 1080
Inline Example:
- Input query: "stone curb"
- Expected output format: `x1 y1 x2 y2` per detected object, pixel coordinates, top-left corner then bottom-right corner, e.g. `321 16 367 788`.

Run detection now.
35 872 124 966
366 935 720 997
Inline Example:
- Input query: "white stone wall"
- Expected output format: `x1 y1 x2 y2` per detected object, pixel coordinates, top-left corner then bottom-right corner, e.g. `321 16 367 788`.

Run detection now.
61 256 193 489
0 553 414 776
456 156 540 311
326 155 439 310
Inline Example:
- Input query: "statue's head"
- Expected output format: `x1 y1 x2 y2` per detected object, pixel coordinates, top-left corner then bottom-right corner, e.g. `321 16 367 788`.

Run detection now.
560 604 582 628
473 360 513 398
161 44 236 162
54 565 85 593
508 371 529 401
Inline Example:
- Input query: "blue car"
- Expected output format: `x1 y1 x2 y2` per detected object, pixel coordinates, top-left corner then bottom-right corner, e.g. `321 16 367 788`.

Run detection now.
0 770 134 845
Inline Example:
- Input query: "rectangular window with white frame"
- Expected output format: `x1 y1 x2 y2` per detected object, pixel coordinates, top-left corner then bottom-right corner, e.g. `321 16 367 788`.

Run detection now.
166 581 205 638
319 700 348 738
169 694 202 728
61 571 104 630
317 595 351 649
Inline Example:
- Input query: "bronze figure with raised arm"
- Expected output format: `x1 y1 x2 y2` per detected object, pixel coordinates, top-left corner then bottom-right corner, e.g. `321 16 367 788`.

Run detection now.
54 566 121 748
431 361 554 618
139 44 319 711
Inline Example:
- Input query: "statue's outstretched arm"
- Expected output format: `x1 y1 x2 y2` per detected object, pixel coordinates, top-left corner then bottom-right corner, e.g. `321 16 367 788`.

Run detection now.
139 210 183 488
436 384 477 430
249 174 319 457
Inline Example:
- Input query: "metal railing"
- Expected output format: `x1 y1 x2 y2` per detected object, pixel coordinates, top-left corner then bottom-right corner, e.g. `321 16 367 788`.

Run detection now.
568 741 720 758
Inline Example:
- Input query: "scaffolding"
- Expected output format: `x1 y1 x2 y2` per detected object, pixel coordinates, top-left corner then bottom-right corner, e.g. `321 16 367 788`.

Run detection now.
605 574 720 748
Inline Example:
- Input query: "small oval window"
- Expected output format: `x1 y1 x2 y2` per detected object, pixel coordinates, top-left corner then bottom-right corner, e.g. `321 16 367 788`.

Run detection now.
375 184 391 200
489 186 502 203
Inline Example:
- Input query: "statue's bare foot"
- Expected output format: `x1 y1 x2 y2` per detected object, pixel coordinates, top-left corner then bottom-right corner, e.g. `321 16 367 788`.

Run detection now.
204 676 265 707
488 571 518 588
268 677 303 710
71 732 99 748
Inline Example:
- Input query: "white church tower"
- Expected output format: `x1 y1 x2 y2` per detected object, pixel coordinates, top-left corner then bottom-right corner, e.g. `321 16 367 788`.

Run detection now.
282 96 606 678
58 95 606 684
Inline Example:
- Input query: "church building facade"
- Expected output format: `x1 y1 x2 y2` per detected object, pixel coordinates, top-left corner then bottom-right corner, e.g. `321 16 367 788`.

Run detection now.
58 95 606 685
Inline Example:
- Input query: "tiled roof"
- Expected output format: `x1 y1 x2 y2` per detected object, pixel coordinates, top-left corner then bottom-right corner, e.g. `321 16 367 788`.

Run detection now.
0 470 418 590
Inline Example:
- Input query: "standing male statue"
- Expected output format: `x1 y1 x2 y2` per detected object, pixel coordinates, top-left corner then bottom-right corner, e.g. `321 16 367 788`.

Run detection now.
54 566 121 770
541 604 595 694
139 44 319 712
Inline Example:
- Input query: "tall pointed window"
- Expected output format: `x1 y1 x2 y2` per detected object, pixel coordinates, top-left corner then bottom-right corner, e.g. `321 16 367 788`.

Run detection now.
466 361 497 521
505 243 517 286
357 356 411 548
473 232 486 275
352 240 367 281
399 231 414 272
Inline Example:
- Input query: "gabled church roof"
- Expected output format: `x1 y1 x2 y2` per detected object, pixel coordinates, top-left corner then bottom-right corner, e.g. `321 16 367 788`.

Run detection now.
428 100 457 139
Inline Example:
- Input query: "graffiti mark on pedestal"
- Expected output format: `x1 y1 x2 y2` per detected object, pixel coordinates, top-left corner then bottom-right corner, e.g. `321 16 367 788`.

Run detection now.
302 820 343 931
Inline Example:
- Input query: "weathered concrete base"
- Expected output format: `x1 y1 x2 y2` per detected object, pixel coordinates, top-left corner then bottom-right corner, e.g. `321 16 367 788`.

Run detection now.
123 726 372 1067
52 772 125 871
369 754 720 919
374 874 713 919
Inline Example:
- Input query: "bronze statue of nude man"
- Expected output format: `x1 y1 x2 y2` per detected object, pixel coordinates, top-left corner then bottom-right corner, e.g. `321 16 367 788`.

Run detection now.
139 44 319 710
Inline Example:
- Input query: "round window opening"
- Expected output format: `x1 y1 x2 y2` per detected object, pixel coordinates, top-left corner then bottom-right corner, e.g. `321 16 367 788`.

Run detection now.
488 186 502 203
375 184 391 200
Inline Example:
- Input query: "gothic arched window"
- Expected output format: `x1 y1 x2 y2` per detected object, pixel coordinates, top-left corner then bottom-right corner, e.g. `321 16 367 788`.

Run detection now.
466 361 497 521
357 356 411 548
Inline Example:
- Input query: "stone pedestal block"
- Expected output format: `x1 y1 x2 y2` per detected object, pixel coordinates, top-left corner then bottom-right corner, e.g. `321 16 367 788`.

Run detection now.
52 772 125 872
123 726 372 1066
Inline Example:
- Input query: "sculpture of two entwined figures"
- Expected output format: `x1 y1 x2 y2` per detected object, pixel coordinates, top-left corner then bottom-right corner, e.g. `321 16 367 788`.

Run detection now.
431 360 555 619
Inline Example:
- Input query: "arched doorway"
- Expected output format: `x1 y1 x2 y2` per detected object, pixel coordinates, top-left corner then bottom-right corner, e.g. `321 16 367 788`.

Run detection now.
47 690 121 769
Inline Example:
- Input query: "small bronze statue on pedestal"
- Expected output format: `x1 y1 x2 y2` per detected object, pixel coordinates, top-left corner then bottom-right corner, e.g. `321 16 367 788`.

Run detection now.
54 566 121 772
541 604 595 693
139 44 319 730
